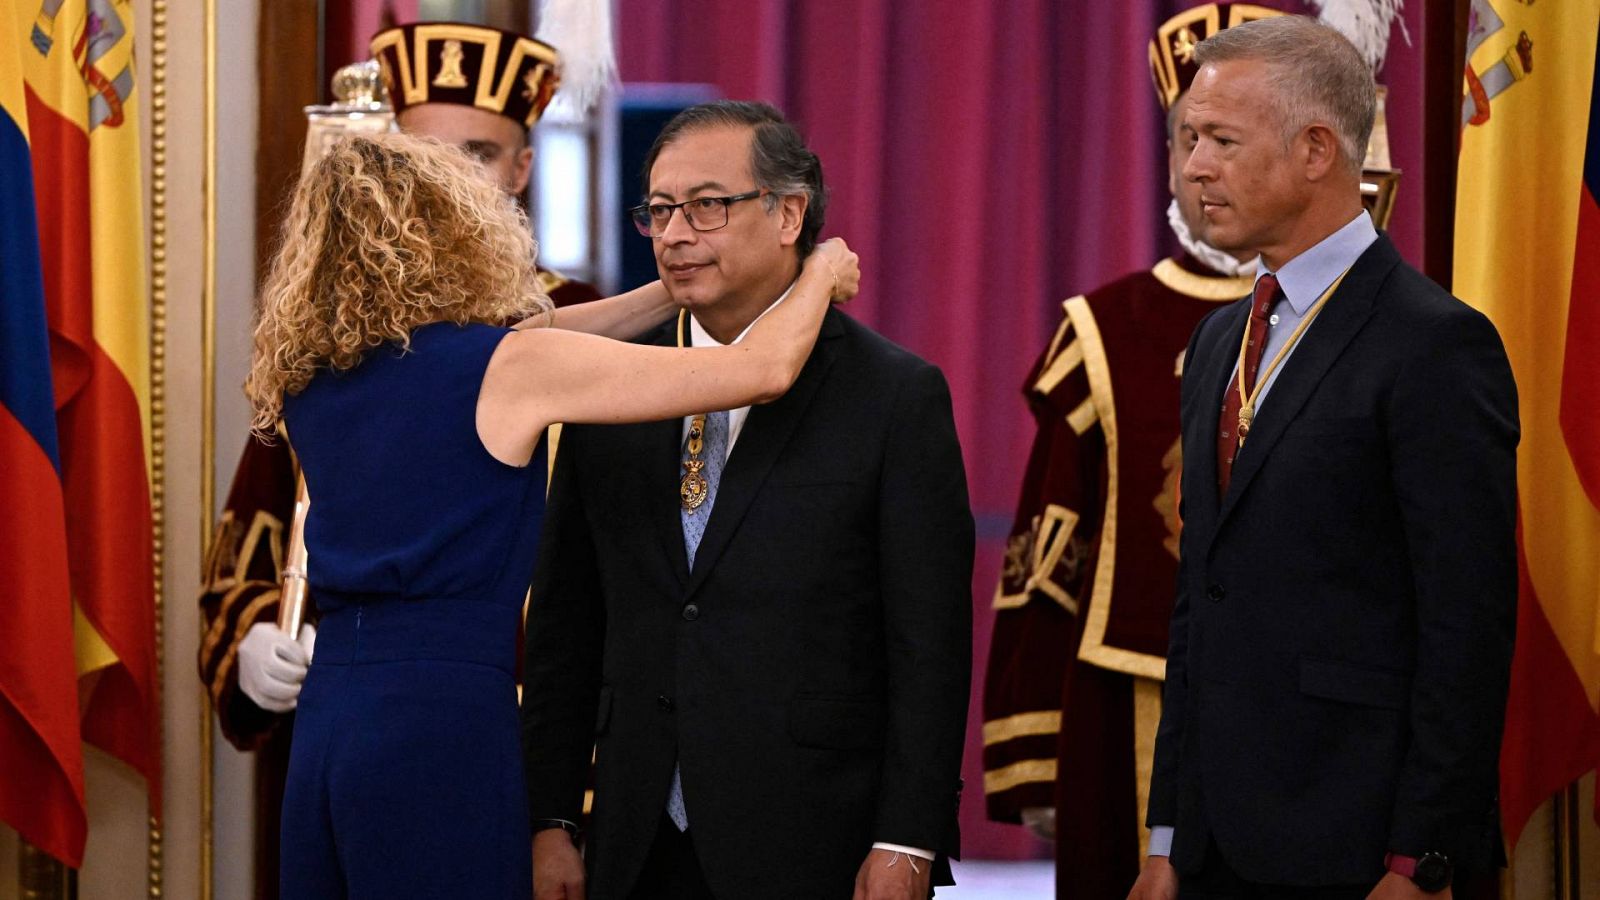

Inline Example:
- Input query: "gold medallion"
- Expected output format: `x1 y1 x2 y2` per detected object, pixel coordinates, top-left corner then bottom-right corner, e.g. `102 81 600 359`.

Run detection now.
681 413 710 511
681 460 709 511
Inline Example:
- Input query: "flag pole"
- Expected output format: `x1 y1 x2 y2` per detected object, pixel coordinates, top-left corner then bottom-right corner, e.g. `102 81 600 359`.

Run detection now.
18 839 75 899
1553 781 1581 900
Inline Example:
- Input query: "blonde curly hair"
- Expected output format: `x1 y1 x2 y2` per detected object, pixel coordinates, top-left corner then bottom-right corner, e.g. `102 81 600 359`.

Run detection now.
246 131 550 435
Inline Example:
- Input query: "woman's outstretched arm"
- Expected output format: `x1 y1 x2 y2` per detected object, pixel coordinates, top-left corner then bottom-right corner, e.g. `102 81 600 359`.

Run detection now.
512 280 677 341
477 239 859 466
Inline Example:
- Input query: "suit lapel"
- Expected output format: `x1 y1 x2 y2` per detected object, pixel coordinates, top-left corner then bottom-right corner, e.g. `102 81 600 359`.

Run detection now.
1213 236 1400 533
680 311 845 600
651 415 691 587
646 316 691 586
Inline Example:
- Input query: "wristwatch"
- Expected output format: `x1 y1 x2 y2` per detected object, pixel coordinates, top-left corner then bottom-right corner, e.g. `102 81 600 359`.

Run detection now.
531 818 581 843
1385 851 1452 892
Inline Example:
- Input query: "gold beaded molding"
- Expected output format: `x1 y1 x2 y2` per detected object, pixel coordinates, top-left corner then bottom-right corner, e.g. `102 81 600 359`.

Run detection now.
147 0 168 894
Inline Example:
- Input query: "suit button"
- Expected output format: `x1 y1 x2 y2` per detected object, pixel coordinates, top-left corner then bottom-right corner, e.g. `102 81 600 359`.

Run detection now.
1207 584 1226 602
657 695 674 712
682 603 700 621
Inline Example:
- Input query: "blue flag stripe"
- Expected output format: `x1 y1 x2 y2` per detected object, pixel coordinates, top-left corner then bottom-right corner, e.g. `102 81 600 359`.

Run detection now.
0 103 61 472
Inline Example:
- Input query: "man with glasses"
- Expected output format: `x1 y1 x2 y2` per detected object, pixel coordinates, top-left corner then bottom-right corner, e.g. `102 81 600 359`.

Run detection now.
522 100 974 900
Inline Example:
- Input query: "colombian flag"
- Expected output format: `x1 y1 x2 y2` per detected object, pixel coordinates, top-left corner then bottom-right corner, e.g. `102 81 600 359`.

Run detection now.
1454 0 1600 848
2 0 159 863
0 1 86 867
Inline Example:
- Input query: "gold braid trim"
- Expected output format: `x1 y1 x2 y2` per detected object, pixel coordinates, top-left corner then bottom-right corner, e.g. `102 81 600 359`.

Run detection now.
1133 678 1163 859
1150 258 1254 302
984 758 1059 796
198 510 286 660
992 504 1081 613
208 586 284 706
982 710 1063 747
1034 338 1086 398
201 510 241 594
1066 296 1168 682
1066 396 1098 436
1040 315 1073 370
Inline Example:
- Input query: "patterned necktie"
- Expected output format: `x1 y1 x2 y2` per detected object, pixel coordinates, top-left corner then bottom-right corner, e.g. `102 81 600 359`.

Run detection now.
668 409 729 831
1217 274 1280 496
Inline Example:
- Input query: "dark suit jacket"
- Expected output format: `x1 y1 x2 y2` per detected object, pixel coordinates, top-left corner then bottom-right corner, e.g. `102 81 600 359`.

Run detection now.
521 308 975 899
1147 235 1519 886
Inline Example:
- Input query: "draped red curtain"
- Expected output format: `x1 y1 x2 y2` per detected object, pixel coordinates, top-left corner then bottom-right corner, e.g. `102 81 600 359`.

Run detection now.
618 0 1457 862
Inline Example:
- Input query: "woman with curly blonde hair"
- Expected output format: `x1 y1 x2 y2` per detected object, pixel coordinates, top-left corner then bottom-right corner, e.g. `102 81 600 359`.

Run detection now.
248 132 857 899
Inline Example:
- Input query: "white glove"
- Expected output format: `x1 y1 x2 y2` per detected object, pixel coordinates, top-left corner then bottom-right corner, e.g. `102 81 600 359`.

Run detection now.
237 622 317 713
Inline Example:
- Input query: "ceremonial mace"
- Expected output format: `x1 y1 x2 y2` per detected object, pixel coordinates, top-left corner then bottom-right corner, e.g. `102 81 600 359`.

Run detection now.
276 476 311 638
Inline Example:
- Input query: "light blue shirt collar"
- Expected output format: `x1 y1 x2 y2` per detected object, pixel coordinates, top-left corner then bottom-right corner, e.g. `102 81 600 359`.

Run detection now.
1254 211 1378 315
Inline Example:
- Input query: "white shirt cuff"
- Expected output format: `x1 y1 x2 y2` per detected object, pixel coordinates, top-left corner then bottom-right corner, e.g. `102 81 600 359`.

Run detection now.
1147 826 1174 857
873 842 935 861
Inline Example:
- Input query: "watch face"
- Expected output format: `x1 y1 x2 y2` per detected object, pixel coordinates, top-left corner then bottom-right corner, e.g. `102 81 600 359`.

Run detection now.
1414 853 1452 892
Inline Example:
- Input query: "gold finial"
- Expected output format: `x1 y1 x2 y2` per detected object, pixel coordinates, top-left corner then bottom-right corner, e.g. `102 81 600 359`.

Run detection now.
331 59 386 107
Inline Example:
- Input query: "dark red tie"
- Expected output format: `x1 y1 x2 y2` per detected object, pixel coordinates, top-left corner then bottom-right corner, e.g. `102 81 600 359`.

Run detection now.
1217 273 1280 495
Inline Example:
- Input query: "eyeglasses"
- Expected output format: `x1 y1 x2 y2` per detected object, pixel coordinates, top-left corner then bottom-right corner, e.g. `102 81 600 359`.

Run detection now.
628 190 768 237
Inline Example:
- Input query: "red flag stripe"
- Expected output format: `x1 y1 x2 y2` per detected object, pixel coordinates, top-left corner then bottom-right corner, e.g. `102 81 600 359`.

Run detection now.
1560 183 1600 508
25 69 159 799
59 343 160 806
1498 526 1600 847
0 409 86 866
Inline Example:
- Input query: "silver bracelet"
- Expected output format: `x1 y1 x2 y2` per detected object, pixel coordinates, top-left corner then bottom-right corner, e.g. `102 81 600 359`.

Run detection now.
885 852 921 874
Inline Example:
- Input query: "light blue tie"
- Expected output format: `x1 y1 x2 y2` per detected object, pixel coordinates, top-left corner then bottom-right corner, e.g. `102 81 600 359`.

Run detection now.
667 410 729 831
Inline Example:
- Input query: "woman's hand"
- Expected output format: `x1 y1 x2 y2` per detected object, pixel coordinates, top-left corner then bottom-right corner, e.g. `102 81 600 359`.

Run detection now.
809 238 861 303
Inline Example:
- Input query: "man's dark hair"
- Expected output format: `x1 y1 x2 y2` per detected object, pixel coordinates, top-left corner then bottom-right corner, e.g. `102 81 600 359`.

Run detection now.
642 100 827 258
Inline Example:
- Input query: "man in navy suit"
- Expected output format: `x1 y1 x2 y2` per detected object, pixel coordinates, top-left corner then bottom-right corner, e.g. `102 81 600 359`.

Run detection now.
1127 15 1518 900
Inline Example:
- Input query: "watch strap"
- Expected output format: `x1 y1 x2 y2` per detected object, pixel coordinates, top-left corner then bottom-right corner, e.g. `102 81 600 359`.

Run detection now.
1384 852 1418 878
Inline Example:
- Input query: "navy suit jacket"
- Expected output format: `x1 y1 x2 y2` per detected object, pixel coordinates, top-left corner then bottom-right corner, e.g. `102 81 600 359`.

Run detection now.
1148 235 1519 885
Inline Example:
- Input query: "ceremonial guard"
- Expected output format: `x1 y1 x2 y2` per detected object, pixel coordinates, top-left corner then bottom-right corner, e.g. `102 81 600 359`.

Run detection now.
196 21 596 898
981 6 1276 896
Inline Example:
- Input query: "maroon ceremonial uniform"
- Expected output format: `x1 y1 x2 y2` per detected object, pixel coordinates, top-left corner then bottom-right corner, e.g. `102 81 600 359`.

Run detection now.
197 270 598 900
982 253 1250 898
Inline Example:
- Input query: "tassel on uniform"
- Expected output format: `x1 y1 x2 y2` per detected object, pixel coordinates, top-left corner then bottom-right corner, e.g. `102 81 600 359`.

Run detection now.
536 0 617 117
1308 0 1411 72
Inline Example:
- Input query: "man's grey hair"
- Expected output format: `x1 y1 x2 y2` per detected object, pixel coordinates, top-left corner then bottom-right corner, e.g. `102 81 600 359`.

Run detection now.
1194 15 1376 174
642 100 827 258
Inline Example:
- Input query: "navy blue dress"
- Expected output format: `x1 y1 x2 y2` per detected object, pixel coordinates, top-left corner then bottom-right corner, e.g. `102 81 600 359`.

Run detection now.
279 322 546 899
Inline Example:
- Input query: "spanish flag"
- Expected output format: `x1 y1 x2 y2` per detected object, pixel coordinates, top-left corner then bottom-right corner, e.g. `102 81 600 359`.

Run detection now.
5 0 159 860
0 1 86 866
1453 0 1600 847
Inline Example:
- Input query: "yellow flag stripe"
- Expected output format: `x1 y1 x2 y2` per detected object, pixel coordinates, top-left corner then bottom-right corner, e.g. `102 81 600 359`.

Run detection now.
22 0 150 465
71 602 120 679
1 2 33 135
